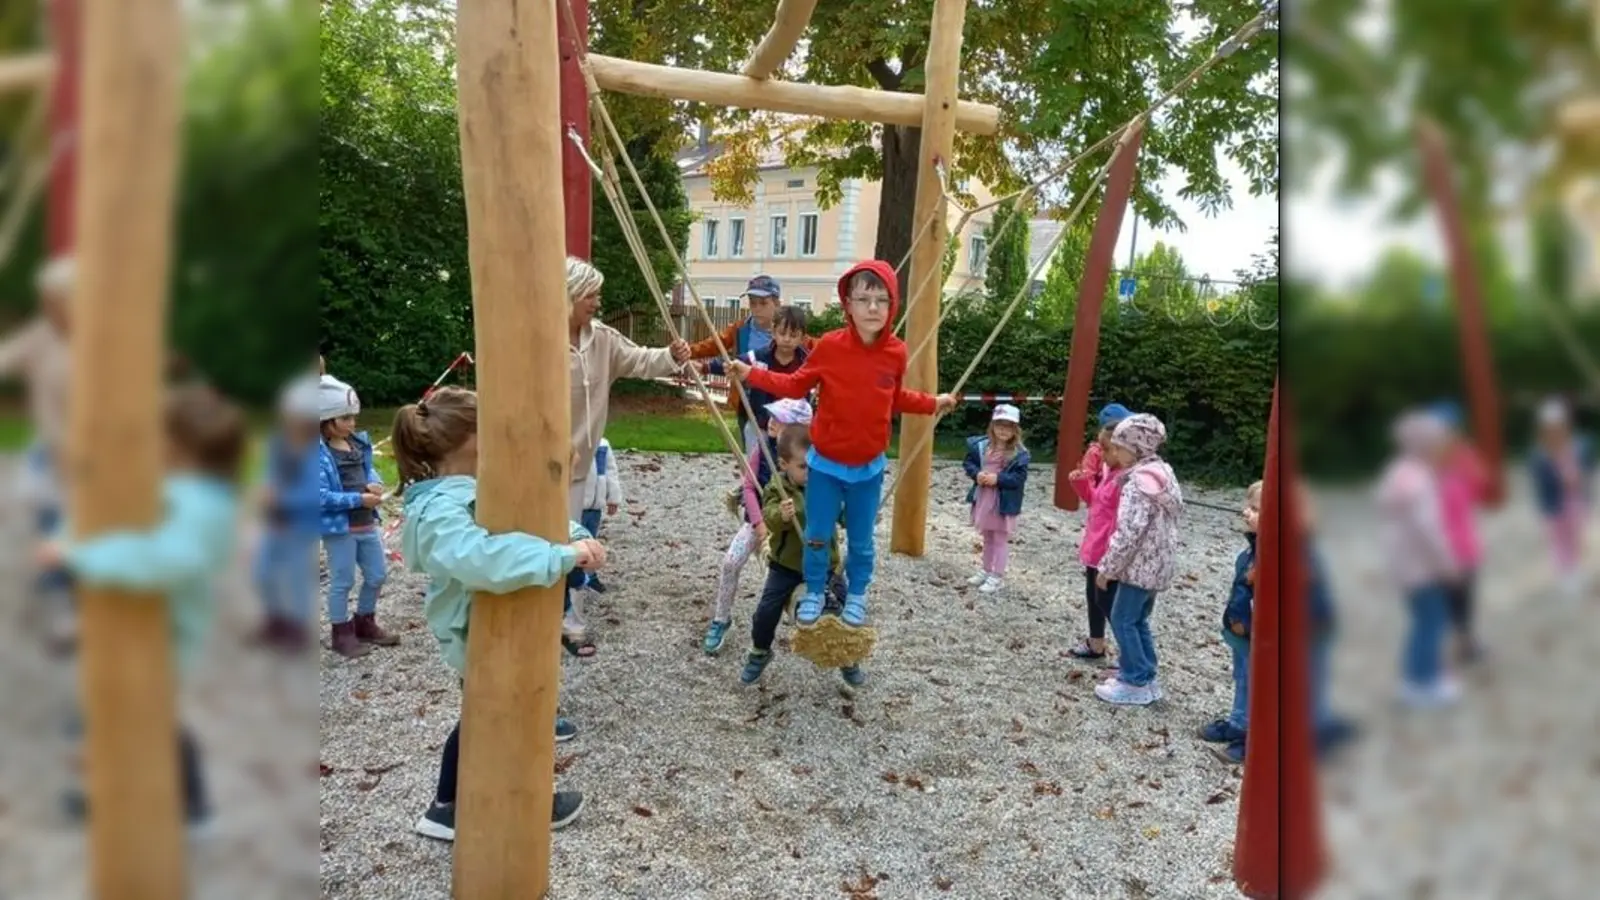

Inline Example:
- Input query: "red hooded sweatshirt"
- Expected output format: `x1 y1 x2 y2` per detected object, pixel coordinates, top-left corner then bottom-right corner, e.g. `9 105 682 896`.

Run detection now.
743 260 938 466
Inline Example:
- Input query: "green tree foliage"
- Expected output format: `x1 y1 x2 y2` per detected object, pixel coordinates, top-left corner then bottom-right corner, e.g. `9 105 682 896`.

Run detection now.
1032 222 1097 329
318 0 692 402
982 197 1032 308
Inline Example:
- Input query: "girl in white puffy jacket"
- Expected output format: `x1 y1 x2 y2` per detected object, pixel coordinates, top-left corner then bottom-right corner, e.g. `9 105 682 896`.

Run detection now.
575 438 624 593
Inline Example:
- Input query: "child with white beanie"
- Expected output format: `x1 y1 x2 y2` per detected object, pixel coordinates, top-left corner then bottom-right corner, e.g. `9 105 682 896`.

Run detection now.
317 372 395 657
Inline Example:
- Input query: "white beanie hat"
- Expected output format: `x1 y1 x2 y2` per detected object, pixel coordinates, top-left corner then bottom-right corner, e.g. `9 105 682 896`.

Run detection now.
279 375 322 421
1538 397 1570 428
991 403 1020 424
317 374 361 421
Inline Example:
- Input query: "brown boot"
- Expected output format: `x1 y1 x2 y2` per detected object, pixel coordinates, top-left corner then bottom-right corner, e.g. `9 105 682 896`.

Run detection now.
353 613 400 647
330 621 371 658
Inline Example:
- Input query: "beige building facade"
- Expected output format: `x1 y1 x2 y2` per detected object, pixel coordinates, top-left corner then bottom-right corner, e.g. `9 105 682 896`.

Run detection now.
677 149 1002 313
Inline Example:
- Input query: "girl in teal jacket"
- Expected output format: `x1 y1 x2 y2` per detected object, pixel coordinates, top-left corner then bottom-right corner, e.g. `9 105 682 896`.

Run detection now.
390 386 600 842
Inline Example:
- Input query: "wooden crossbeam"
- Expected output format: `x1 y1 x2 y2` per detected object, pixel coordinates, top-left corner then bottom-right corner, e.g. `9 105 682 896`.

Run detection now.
587 54 1002 135
0 52 54 96
1560 96 1600 134
741 0 819 80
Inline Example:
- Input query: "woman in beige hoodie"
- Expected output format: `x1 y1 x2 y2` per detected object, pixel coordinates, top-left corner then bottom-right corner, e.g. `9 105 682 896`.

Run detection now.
564 257 690 630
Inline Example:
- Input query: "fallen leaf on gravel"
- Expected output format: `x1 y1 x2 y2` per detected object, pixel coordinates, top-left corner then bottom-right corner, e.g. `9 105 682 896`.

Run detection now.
882 771 900 784
356 778 381 792
791 765 813 776
633 805 654 817
1143 826 1161 839
605 617 622 626
373 863 387 875
1094 805 1115 819
754 798 774 812
903 775 927 791
362 763 402 775
554 753 583 774
318 763 335 777
933 875 953 891
351 689 371 701
1147 779 1163 789
1006 637 1025 651
733 769 746 780
842 869 883 899
928 676 952 686
1032 781 1063 796
1126 800 1148 809
1010 717 1024 732
1206 790 1232 805
789 845 801 859
1019 761 1040 776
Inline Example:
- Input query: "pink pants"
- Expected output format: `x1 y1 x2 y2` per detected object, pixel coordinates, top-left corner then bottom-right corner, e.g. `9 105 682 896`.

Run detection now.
1550 502 1587 572
981 531 1010 576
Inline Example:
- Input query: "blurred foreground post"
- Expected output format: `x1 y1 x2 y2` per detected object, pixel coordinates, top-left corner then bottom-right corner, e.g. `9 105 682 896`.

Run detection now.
453 0 568 895
1416 121 1505 506
48 0 81 254
1051 123 1143 511
67 0 187 895
1235 379 1325 898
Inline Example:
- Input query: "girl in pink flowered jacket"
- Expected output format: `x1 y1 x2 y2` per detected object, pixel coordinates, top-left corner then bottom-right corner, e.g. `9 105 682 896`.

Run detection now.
1093 413 1184 706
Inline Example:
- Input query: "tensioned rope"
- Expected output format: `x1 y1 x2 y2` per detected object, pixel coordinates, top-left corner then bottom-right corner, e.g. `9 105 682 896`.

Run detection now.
0 87 53 271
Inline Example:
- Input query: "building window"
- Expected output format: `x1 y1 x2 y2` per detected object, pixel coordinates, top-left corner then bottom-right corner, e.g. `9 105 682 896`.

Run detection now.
727 297 741 310
793 295 813 311
770 214 789 257
787 178 805 189
703 219 720 258
799 212 819 257
728 217 746 258
970 235 989 272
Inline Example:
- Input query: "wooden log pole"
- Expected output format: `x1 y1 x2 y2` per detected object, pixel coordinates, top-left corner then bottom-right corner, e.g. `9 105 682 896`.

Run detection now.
1416 120 1505 507
49 0 81 254
558 0 591 260
453 0 569 895
888 0 967 558
1234 379 1327 898
68 0 187 895
1051 123 1143 511
586 54 1001 136
741 0 820 80
0 52 54 96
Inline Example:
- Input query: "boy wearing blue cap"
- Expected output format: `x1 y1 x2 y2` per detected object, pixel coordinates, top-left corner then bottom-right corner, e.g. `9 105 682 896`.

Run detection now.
689 275 812 455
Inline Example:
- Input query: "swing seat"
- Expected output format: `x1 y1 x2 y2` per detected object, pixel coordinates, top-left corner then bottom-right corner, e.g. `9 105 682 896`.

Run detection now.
792 614 877 669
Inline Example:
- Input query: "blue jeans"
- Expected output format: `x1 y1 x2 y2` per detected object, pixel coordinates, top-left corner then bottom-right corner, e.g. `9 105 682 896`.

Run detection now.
802 467 884 598
323 530 387 624
1310 631 1333 732
1402 583 1450 688
1109 584 1159 686
1222 628 1250 730
580 508 602 539
255 527 318 624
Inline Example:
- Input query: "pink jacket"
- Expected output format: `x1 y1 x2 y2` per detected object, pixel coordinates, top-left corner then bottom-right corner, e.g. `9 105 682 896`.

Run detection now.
1436 446 1489 568
1069 444 1122 568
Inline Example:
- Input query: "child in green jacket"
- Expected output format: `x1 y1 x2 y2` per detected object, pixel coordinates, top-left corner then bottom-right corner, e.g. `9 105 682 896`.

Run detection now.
739 425 857 687
390 387 598 842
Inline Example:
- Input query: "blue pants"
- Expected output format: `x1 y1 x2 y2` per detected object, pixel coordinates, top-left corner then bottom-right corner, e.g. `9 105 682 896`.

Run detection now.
1221 628 1250 731
255 527 317 624
1108 584 1159 686
580 508 602 539
1402 583 1450 688
1310 630 1333 732
323 530 388 624
802 467 884 598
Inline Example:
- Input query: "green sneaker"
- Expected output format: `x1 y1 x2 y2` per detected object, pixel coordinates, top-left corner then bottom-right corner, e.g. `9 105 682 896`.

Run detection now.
703 619 731 655
740 649 772 685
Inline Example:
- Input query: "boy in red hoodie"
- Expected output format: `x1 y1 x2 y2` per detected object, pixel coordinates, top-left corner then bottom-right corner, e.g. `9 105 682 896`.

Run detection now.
728 261 958 628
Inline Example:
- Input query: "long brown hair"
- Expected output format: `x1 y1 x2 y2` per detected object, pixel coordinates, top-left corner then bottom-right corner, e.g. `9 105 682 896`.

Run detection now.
986 421 1025 460
391 387 478 488
167 383 247 481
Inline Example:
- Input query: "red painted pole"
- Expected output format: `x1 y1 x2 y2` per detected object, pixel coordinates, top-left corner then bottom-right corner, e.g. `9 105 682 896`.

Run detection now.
558 0 591 260
1416 120 1504 507
1052 123 1143 511
48 0 81 255
1234 379 1326 898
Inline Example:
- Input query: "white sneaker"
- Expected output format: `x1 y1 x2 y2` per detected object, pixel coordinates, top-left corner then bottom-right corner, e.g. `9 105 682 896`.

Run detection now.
1094 678 1155 706
978 576 1004 594
1149 678 1164 701
1397 679 1460 709
967 572 990 587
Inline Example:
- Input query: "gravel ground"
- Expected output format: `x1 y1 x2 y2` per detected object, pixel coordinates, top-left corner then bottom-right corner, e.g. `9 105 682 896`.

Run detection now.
318 455 1259 900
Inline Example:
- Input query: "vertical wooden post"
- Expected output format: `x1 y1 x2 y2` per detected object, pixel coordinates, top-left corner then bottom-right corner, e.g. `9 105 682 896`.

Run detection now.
889 0 967 557
68 0 187 895
1234 379 1326 898
1416 120 1504 507
48 0 80 254
1051 123 1143 511
453 0 568 896
559 0 591 260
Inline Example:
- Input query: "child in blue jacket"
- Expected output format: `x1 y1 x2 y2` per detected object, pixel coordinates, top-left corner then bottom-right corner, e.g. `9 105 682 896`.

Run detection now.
391 386 595 841
41 384 247 833
1200 481 1262 764
254 373 323 652
962 404 1031 594
317 374 394 657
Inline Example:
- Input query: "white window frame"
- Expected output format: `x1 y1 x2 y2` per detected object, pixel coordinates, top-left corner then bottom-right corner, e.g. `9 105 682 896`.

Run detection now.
793 295 814 311
703 219 720 259
769 214 789 257
728 217 746 258
799 212 820 257
970 235 989 273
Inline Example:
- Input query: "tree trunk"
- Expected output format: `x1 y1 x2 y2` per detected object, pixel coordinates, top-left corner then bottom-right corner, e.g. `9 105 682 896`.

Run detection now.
875 122 922 314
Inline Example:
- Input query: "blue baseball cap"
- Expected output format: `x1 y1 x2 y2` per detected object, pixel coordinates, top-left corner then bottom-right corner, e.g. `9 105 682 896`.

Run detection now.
1098 403 1132 428
745 274 781 298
